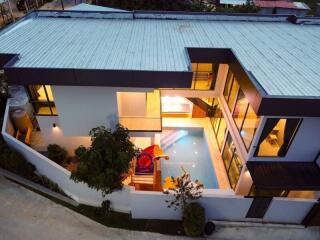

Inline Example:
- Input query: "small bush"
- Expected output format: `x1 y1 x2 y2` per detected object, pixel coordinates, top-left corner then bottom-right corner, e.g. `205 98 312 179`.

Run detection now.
47 144 67 164
183 202 205 237
0 145 36 178
74 145 86 158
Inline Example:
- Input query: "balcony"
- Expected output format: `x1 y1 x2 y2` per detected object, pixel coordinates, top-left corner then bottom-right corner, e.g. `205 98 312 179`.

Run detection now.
118 90 162 132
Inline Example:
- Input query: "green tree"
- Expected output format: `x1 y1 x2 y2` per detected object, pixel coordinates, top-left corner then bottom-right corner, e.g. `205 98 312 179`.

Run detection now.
70 125 139 195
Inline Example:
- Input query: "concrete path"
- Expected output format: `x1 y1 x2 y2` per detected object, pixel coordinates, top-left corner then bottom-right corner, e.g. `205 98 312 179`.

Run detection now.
0 176 320 240
0 176 189 240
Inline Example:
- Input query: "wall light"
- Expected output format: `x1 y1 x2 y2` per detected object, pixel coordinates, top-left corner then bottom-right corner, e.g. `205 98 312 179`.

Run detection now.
53 123 57 128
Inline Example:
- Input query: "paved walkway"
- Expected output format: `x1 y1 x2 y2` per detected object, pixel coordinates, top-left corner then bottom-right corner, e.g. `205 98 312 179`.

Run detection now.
0 176 320 240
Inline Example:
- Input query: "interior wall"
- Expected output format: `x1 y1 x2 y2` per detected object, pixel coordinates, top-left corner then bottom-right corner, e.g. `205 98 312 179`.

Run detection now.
160 64 229 98
117 92 146 117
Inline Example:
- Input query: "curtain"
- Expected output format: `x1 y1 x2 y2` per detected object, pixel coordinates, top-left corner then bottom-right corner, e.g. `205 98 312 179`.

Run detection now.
254 118 280 156
277 119 301 157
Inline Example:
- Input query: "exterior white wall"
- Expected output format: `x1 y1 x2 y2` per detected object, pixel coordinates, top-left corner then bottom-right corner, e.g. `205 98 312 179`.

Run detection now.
52 86 119 136
131 190 253 220
251 117 320 162
36 116 91 154
2 104 132 212
264 198 316 224
2 99 318 224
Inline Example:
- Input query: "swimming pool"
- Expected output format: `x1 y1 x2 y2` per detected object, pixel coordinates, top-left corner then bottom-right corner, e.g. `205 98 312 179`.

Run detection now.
160 128 218 189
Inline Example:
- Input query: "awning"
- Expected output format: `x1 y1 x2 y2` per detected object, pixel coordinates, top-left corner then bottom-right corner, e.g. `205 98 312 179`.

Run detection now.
247 161 320 190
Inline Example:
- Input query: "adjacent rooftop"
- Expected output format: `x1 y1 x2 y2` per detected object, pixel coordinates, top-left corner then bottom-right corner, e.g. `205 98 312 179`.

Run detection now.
0 10 320 97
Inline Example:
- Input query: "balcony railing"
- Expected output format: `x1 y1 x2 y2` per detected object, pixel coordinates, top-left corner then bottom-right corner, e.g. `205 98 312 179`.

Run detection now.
119 117 162 132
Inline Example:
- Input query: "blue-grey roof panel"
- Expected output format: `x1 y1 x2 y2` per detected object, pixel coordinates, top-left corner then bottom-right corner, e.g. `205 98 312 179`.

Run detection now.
69 3 128 12
0 12 320 97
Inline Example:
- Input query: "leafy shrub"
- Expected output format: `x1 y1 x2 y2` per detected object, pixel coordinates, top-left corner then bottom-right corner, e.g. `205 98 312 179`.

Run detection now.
0 144 36 178
47 144 67 164
183 202 205 237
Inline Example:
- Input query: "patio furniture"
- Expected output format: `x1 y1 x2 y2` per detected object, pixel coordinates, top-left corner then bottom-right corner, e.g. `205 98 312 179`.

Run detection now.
11 109 33 145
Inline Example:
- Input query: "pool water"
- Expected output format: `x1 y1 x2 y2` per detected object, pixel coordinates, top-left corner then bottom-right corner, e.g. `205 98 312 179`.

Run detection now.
161 128 218 189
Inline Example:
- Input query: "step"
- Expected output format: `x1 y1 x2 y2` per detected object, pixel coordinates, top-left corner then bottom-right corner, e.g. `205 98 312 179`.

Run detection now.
159 130 175 144
161 130 188 150
132 175 154 185
160 130 185 145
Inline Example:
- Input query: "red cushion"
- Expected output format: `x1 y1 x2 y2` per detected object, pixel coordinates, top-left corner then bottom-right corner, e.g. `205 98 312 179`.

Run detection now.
138 155 151 168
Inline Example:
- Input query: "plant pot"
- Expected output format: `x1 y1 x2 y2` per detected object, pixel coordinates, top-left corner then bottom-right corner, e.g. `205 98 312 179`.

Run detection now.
204 221 215 236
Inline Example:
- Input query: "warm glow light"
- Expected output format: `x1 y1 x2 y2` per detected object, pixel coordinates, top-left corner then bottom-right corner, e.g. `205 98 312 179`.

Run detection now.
161 96 192 113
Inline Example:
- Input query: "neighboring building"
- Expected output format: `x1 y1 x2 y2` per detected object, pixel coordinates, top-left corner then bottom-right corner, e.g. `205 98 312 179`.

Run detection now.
218 0 247 8
253 0 310 16
1 8 320 224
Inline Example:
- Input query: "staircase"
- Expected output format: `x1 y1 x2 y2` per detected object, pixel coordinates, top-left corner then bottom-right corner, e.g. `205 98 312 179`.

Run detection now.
187 98 213 113
160 130 188 150
131 174 154 185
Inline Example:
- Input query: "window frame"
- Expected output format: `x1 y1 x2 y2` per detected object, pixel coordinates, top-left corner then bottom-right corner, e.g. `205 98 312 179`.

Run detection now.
26 85 58 116
221 132 243 190
253 118 303 158
191 63 218 90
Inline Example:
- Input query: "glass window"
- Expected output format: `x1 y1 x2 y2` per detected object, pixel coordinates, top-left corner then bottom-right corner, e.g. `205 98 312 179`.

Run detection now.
222 133 243 190
223 69 239 112
216 118 227 150
227 78 239 112
210 100 227 150
27 85 57 116
224 70 233 99
232 89 260 151
222 133 235 170
228 150 242 189
241 105 260 150
255 118 302 157
232 89 247 130
191 63 217 90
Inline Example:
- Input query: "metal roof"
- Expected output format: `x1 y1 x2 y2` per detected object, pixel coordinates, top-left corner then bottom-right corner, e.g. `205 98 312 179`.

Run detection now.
0 11 320 97
69 3 127 12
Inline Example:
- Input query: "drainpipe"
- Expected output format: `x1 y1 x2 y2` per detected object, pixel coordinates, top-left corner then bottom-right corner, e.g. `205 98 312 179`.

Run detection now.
60 0 64 10
316 3 320 17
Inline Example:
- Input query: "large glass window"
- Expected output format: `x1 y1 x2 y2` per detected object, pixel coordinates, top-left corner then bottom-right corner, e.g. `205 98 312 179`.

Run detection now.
254 118 302 157
232 89 260 151
241 105 260 150
191 63 218 90
27 85 57 116
223 69 239 111
222 133 243 190
211 99 227 150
